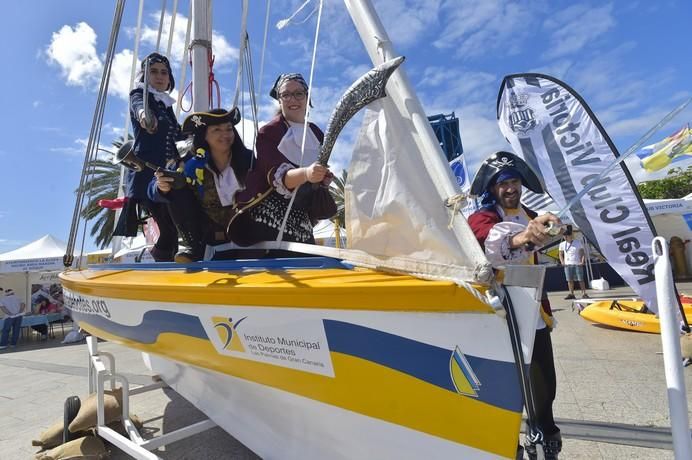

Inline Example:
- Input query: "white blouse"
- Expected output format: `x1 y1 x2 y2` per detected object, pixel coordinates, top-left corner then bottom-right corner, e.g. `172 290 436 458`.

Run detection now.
274 121 321 197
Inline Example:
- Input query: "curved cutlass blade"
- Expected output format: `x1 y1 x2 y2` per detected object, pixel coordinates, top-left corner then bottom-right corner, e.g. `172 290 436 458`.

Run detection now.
142 57 155 130
317 56 405 166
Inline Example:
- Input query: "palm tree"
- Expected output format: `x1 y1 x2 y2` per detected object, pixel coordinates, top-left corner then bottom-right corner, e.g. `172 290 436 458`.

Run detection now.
329 169 347 228
75 136 128 248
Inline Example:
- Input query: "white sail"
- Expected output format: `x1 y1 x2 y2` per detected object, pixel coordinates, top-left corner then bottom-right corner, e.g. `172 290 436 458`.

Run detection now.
343 1 492 285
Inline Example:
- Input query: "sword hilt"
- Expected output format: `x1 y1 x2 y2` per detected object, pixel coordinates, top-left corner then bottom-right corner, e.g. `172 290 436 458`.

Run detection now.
525 222 563 251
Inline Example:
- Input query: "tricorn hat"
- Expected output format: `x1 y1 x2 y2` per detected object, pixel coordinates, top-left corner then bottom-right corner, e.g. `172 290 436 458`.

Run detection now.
470 151 544 196
181 107 241 134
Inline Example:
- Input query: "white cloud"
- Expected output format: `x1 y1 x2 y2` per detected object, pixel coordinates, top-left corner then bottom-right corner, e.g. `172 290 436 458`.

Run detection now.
543 4 615 59
433 0 535 59
136 12 238 71
48 12 237 103
109 49 135 100
372 0 443 48
46 22 102 88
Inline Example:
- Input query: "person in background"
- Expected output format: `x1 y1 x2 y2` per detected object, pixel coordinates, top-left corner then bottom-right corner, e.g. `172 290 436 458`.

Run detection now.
467 151 563 460
559 225 588 300
228 73 335 246
0 288 27 349
150 108 252 262
114 52 180 262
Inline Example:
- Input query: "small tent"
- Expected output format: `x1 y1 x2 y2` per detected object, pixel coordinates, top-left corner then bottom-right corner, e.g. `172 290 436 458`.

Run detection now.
0 234 67 272
0 235 69 314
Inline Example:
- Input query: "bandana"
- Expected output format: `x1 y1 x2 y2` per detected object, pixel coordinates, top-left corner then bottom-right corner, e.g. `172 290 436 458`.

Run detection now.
491 169 521 187
140 52 175 92
481 168 522 208
269 73 309 100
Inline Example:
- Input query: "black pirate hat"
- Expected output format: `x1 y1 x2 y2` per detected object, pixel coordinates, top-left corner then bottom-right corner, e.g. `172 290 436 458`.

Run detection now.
470 151 544 195
181 107 242 134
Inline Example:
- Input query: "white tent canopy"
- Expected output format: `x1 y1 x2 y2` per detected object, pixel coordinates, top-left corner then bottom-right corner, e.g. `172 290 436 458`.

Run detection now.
0 234 68 273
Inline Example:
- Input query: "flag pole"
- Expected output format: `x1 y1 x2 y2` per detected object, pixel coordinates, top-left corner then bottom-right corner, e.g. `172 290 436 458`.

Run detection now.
653 237 692 459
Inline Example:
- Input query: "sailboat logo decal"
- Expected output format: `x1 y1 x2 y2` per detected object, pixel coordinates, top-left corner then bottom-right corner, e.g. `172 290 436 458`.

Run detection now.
449 346 481 397
213 316 247 352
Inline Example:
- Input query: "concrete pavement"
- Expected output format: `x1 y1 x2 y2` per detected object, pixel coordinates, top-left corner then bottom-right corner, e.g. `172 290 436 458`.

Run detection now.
1 282 691 459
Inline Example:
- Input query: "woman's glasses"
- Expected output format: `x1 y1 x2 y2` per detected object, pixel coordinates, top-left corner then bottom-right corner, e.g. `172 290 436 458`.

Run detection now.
279 91 307 101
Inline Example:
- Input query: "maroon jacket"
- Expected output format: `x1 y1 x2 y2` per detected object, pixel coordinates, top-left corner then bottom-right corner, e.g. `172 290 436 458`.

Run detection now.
468 205 537 249
234 114 324 209
468 205 552 316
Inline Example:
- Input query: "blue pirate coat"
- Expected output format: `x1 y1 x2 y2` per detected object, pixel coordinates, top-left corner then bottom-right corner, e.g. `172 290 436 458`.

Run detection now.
125 88 182 201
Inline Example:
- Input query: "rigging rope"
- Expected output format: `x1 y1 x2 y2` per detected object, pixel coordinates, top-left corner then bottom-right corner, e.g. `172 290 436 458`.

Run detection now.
232 0 249 109
122 0 145 144
175 1 193 117
181 42 219 110
275 0 324 244
166 0 178 57
242 32 260 159
64 0 126 267
258 0 271 101
276 0 319 29
112 0 146 259
155 0 167 52
207 50 221 109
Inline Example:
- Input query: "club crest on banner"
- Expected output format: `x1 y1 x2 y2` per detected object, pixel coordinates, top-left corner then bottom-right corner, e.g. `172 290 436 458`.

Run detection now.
508 93 537 134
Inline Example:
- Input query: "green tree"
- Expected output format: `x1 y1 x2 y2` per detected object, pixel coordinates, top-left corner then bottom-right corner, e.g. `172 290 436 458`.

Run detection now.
329 169 348 228
637 165 692 199
75 137 127 249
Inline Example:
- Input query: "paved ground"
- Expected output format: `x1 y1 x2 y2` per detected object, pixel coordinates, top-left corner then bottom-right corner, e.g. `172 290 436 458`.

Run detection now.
1 282 691 459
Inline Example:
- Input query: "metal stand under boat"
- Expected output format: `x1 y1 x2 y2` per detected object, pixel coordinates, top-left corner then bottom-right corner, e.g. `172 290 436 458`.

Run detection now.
85 336 217 459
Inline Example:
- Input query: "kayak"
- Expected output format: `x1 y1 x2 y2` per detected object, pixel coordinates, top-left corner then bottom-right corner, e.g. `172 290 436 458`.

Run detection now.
579 296 692 333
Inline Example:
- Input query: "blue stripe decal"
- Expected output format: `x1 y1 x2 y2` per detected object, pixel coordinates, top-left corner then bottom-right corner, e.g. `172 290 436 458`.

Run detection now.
90 256 352 272
70 309 207 344
71 309 521 412
324 320 522 412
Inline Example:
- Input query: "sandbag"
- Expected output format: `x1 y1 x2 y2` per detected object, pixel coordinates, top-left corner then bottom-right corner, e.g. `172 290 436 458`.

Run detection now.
68 388 123 434
33 420 81 450
33 414 142 450
34 436 108 460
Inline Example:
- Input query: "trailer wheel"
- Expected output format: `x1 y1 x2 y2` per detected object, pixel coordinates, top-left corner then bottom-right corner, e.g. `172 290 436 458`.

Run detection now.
63 395 81 444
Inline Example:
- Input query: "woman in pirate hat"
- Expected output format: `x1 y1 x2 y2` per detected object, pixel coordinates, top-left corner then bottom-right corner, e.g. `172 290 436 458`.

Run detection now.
114 52 180 262
227 73 336 246
149 108 252 262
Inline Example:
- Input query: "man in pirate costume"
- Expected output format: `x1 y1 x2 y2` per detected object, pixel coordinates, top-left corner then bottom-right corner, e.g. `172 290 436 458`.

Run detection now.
468 151 563 460
115 52 181 262
149 108 252 262
227 73 336 246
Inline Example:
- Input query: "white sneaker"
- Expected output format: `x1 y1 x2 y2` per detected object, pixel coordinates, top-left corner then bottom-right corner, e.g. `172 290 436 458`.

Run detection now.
0 345 7 350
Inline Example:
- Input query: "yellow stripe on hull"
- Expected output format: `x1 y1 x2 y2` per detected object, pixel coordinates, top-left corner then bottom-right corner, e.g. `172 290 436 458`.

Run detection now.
61 267 491 313
81 322 520 458
580 300 692 334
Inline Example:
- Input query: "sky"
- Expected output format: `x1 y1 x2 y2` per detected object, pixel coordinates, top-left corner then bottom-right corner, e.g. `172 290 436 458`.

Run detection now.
0 0 690 254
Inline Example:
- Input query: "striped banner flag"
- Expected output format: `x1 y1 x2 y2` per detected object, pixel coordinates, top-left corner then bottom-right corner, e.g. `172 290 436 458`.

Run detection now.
521 190 556 212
